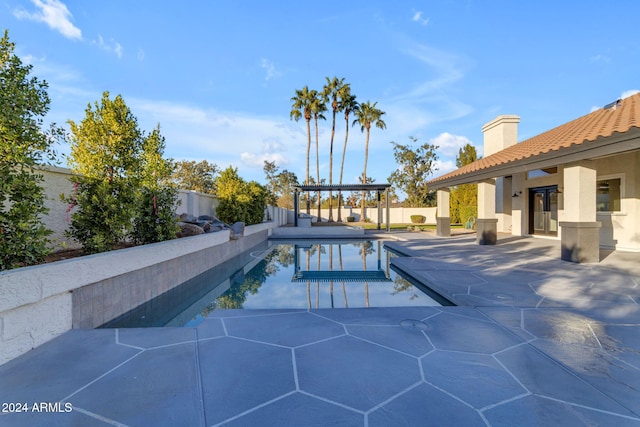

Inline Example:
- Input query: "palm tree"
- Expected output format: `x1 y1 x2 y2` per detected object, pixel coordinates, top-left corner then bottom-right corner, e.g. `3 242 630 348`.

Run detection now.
290 86 314 214
337 89 358 222
309 90 326 220
322 76 347 222
352 101 386 222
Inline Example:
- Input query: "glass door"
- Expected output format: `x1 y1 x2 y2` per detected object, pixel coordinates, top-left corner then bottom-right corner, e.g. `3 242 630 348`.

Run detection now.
529 186 558 236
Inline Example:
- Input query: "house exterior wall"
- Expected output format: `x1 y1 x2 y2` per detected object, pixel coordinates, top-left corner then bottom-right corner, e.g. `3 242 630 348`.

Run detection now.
506 150 639 252
593 151 639 251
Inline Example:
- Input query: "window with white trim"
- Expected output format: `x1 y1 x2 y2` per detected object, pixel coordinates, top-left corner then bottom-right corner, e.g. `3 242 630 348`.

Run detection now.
597 178 621 212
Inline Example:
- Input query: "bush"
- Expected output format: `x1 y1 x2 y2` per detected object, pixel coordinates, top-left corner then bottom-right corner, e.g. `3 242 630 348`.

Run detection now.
410 215 426 224
64 177 136 254
131 187 179 245
346 216 355 222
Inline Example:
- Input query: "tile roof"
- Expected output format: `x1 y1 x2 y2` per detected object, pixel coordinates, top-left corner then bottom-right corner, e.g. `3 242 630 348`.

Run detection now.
428 92 640 185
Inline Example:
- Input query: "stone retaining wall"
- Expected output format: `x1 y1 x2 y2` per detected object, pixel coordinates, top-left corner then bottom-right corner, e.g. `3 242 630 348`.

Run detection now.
0 221 278 366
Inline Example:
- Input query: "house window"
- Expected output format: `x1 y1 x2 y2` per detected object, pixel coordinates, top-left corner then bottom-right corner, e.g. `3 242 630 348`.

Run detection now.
597 178 621 212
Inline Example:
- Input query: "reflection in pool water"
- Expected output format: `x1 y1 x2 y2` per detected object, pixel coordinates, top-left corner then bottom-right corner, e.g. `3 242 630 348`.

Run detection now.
102 240 441 328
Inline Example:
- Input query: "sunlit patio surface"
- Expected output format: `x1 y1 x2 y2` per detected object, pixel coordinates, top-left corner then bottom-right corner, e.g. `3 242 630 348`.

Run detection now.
1 232 639 426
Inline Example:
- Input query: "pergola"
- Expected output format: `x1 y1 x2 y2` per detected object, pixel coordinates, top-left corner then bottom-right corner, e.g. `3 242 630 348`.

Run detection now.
293 183 392 231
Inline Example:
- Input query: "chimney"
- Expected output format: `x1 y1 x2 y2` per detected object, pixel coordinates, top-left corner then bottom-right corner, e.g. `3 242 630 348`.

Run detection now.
482 115 520 157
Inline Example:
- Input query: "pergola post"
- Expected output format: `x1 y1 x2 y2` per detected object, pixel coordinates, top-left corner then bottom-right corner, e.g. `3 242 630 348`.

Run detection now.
294 189 299 227
385 188 390 232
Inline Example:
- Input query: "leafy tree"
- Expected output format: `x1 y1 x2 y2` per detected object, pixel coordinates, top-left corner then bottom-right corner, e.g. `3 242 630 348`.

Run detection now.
263 160 279 205
388 136 439 207
170 160 218 194
290 86 314 213
263 160 299 209
0 30 60 269
322 76 348 221
65 91 143 253
131 125 178 244
216 166 267 225
336 89 358 221
450 143 479 224
352 101 386 219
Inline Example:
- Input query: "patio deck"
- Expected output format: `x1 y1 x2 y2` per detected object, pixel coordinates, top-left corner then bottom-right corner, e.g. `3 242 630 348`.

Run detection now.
1 232 639 426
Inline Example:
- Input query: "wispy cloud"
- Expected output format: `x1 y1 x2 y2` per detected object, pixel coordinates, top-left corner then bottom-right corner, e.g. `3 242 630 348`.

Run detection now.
381 37 472 142
621 89 640 99
260 58 282 81
92 35 123 58
13 0 82 40
129 99 303 172
590 54 610 63
411 10 430 26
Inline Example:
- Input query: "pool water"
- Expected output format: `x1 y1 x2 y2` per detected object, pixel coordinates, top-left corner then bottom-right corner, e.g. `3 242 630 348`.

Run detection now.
102 240 441 328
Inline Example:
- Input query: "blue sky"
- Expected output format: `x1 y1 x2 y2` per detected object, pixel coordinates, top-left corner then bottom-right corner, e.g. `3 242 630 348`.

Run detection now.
3 0 639 194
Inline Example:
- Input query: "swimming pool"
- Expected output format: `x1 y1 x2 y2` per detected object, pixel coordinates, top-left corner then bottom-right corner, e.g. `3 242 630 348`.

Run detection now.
102 240 443 328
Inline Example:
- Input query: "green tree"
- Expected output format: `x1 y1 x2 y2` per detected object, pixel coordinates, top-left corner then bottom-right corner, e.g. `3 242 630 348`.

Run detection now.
322 76 348 221
290 86 314 213
388 136 439 207
352 101 386 220
0 30 60 269
263 160 299 209
216 166 267 225
65 91 143 253
336 89 358 222
450 143 479 224
131 125 179 244
170 160 218 194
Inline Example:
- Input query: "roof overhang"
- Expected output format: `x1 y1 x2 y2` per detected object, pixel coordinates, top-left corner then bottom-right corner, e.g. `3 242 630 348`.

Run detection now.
429 128 640 189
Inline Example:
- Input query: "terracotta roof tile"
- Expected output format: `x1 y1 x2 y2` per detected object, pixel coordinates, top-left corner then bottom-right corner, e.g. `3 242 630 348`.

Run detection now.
429 93 640 184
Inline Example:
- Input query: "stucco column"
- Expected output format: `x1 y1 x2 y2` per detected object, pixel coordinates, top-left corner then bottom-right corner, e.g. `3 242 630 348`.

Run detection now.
511 173 525 236
560 161 601 263
436 189 451 237
476 179 498 245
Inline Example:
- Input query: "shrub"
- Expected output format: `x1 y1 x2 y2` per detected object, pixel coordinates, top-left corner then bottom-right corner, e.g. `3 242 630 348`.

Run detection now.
346 216 355 222
410 215 426 224
64 177 136 254
131 187 179 245
215 167 267 225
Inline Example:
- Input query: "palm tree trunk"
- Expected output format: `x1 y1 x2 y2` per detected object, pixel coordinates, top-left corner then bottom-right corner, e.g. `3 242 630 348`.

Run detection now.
315 118 321 220
328 110 336 222
337 115 350 222
361 128 370 222
305 119 311 214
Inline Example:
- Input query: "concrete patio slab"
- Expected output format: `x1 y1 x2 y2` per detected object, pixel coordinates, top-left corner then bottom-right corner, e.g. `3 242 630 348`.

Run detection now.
1 232 639 426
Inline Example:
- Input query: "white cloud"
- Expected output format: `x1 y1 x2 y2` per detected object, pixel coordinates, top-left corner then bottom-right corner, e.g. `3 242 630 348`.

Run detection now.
137 49 145 61
590 54 610 63
14 0 82 40
621 89 640 99
129 98 304 177
260 58 282 81
433 159 456 176
429 132 475 158
92 35 123 58
411 10 430 26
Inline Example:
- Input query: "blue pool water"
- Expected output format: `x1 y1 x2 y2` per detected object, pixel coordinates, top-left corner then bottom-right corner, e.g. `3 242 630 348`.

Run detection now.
102 240 442 328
